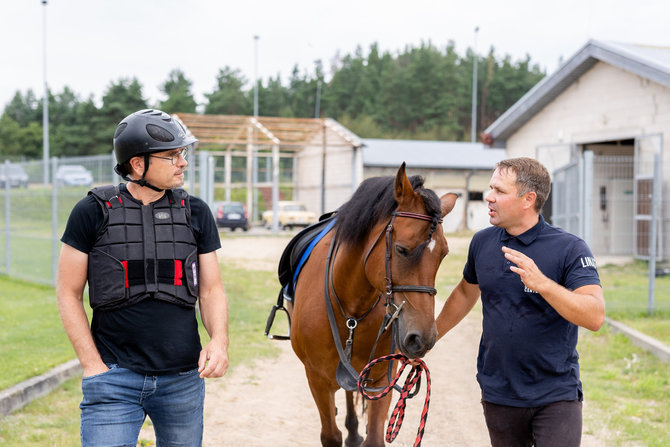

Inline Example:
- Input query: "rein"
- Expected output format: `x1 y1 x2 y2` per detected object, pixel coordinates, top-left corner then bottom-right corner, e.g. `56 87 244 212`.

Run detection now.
358 353 431 447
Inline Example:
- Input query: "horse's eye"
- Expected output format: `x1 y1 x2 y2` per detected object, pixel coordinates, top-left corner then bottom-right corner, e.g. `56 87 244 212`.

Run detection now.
395 245 409 257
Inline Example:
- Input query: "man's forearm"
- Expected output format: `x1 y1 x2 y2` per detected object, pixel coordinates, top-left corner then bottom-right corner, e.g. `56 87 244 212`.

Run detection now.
57 295 106 373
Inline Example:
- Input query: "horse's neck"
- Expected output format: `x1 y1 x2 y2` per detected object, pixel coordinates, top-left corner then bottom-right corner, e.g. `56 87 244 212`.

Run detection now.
331 243 379 316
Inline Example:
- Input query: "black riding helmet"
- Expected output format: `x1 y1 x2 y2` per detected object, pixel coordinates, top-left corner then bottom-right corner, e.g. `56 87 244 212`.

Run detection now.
113 109 197 191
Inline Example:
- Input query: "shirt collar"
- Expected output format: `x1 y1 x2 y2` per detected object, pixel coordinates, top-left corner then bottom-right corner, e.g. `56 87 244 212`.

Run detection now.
500 215 545 245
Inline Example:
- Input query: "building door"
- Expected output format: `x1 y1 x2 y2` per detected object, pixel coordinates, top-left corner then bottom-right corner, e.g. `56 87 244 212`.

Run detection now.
634 134 663 260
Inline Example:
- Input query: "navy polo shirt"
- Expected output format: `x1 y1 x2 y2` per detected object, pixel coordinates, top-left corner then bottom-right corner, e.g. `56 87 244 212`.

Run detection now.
463 215 600 407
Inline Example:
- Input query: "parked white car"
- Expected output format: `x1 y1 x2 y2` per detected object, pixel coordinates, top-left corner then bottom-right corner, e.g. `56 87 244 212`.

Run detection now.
55 165 93 187
261 201 317 230
0 163 29 188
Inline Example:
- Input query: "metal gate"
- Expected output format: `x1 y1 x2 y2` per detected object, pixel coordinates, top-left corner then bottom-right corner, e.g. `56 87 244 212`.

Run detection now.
634 134 663 260
551 151 594 247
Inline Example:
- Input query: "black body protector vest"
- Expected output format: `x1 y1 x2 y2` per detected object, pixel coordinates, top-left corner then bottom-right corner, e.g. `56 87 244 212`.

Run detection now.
87 185 199 310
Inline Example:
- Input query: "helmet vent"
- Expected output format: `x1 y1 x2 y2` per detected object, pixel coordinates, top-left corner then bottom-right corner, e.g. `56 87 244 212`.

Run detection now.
146 124 175 142
114 122 128 138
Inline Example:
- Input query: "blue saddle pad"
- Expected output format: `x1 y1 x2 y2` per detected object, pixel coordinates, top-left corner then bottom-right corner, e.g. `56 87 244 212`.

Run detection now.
277 215 336 302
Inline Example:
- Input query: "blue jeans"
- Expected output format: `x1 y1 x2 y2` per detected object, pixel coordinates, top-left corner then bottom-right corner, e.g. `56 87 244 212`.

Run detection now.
80 364 205 447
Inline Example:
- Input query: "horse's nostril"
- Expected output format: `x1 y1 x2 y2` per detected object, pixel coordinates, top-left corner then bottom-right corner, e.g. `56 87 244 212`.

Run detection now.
404 333 424 352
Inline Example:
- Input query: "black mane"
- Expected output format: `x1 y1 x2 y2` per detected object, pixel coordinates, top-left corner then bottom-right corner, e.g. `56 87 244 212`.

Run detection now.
334 174 442 247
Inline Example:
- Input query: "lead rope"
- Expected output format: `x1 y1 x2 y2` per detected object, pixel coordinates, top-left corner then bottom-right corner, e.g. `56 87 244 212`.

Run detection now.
357 353 431 447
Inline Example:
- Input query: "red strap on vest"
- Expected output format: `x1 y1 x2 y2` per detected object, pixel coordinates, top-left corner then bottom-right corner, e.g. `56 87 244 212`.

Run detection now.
174 260 183 286
121 260 129 288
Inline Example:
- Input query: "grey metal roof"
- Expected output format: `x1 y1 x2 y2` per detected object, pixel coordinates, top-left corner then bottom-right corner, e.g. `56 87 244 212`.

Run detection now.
484 39 670 147
362 138 506 170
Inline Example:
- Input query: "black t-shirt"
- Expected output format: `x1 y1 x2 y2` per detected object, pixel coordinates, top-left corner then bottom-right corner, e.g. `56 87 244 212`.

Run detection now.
61 184 221 375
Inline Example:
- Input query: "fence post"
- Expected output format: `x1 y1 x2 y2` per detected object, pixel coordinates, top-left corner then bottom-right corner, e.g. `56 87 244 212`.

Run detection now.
4 160 11 276
647 153 661 315
582 151 594 248
207 153 215 207
51 157 59 286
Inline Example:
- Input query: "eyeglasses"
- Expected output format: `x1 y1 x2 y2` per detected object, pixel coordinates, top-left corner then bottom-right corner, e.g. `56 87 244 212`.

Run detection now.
149 147 189 165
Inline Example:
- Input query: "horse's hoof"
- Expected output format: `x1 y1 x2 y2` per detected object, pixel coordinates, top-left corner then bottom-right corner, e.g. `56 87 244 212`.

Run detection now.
344 435 363 447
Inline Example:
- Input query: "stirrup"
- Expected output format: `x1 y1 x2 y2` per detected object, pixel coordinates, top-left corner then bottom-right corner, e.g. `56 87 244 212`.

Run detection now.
264 290 291 340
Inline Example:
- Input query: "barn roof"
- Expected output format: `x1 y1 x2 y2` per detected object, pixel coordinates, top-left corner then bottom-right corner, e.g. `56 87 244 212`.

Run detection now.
362 138 505 170
484 39 670 147
174 113 362 150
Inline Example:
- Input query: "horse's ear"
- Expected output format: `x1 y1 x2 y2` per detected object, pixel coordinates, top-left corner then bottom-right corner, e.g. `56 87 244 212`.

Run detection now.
394 162 413 205
440 193 459 217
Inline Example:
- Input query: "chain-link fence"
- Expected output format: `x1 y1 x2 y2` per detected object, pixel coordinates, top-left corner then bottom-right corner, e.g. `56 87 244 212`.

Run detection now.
0 153 208 285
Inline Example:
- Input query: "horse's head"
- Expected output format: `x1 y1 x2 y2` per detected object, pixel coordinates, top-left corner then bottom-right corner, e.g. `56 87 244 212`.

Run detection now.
367 163 458 358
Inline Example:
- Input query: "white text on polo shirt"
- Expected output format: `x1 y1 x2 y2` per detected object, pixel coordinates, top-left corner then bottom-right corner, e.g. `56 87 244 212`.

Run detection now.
580 257 597 268
524 286 538 294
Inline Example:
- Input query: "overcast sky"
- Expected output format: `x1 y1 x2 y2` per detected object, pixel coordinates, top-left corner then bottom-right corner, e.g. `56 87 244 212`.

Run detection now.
2 0 669 112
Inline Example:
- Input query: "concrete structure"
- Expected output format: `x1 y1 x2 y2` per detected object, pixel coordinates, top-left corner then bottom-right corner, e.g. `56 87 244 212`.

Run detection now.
363 139 505 232
483 40 670 259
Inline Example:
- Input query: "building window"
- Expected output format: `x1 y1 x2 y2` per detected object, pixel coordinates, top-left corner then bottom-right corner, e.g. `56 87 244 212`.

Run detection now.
468 191 484 201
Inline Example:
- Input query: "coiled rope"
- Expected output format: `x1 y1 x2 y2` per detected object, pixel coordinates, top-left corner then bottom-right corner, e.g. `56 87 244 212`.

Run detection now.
357 353 431 446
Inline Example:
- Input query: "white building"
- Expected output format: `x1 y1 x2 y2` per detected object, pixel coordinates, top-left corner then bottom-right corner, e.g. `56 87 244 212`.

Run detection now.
483 40 670 260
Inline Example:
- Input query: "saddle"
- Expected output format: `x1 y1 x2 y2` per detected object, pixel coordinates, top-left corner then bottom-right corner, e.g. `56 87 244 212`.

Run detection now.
264 212 337 340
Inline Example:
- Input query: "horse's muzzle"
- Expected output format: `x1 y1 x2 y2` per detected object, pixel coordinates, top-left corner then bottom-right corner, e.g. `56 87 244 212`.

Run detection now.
398 330 436 359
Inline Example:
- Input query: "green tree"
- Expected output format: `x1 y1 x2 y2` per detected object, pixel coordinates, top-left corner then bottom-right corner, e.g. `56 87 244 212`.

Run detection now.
0 113 42 158
258 74 291 117
4 90 41 127
159 69 197 113
204 67 251 115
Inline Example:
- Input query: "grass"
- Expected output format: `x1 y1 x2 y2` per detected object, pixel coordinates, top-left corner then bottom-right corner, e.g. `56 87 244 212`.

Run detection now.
1 231 669 446
580 325 670 446
0 276 78 389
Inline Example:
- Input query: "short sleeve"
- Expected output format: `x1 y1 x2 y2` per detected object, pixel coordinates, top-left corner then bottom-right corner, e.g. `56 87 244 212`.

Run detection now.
188 196 221 254
562 238 601 290
60 195 103 254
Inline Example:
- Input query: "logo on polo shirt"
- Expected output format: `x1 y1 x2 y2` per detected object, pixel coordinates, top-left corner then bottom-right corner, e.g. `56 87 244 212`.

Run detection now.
524 286 538 294
580 257 597 268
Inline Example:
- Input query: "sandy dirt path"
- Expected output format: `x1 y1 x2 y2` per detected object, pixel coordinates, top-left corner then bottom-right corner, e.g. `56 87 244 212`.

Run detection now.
141 232 608 446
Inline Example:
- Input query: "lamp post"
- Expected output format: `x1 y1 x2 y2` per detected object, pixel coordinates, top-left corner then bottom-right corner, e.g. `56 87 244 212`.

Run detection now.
252 35 259 221
42 0 50 185
253 35 259 117
471 26 479 143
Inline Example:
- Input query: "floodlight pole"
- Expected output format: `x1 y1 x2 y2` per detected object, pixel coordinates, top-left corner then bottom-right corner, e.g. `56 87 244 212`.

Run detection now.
253 35 259 117
42 0 50 185
471 26 479 143
252 35 259 221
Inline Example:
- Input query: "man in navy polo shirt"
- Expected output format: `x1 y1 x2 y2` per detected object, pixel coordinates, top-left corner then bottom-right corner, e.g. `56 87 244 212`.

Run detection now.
435 157 604 446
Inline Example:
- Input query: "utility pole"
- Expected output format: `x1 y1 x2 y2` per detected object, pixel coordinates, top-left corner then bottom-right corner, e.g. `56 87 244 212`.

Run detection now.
42 0 50 185
252 35 259 221
315 80 322 118
471 26 479 143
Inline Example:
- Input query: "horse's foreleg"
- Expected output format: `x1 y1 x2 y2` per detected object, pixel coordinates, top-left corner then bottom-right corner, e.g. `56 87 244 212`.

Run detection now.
344 391 363 447
305 371 342 447
362 394 393 447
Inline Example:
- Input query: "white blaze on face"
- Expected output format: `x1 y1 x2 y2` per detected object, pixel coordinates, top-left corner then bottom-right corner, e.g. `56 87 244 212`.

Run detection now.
427 238 436 253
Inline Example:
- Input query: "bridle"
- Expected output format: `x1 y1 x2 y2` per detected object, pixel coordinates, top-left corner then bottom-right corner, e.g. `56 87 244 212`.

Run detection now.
362 210 442 326
326 208 442 392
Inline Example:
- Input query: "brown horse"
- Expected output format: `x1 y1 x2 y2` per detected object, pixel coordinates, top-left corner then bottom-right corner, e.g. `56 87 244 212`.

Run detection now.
284 164 457 446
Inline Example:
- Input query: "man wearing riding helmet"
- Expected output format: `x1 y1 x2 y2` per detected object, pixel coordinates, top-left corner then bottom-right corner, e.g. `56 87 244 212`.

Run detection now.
57 109 229 447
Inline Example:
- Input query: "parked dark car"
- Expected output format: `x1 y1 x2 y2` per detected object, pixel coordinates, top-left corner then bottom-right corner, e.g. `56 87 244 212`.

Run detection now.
213 201 249 231
0 163 29 188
